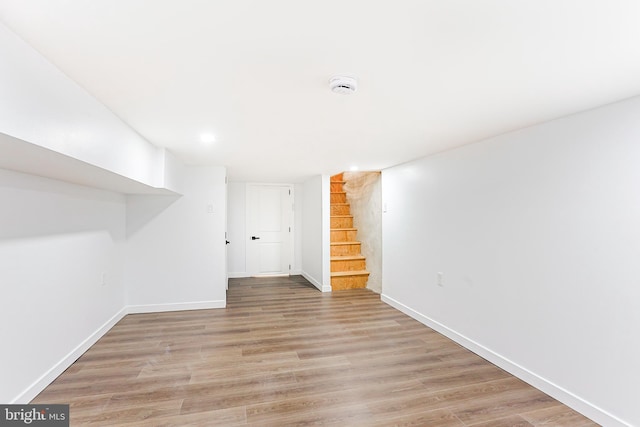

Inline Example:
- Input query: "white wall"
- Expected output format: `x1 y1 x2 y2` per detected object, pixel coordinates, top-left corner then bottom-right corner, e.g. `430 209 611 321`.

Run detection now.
0 168 127 403
159 149 183 193
126 166 227 310
293 183 303 274
301 175 331 291
321 176 331 290
343 172 382 293
0 21 229 404
226 182 247 277
0 22 168 189
381 97 640 427
0 164 229 403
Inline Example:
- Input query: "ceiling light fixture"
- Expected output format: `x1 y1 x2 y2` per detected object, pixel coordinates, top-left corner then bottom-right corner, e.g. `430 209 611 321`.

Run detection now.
329 75 357 95
350 165 359 171
200 133 216 145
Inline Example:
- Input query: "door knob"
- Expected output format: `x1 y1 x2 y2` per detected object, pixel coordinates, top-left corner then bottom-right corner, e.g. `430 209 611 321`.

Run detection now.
226 240 230 245
251 236 260 240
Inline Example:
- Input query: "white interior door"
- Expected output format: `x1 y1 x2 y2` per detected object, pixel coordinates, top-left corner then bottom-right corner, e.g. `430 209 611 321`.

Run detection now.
246 184 293 276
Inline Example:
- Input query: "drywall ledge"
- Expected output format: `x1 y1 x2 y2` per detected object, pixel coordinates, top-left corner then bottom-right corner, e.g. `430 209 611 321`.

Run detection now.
0 132 180 195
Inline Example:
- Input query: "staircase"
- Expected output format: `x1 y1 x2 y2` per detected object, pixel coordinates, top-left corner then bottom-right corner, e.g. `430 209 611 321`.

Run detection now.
330 173 370 290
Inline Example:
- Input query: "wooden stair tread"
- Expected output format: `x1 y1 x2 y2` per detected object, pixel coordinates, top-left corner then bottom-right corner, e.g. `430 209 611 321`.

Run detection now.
331 270 370 277
330 172 368 290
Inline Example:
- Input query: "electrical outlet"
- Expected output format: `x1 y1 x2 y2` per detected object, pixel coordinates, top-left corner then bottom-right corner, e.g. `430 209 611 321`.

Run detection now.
101 272 107 286
437 272 443 287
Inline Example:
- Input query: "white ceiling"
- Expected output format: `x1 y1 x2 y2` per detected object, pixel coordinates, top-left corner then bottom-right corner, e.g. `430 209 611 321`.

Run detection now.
1 0 640 183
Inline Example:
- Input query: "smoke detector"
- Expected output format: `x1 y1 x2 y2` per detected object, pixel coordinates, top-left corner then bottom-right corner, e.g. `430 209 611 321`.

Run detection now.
329 75 357 95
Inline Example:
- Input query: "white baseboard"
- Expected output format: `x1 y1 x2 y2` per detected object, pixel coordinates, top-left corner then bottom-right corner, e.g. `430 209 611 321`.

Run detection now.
302 271 331 292
11 299 227 403
381 294 630 427
11 306 128 404
227 272 250 278
230 272 304 278
127 300 226 313
232 272 306 280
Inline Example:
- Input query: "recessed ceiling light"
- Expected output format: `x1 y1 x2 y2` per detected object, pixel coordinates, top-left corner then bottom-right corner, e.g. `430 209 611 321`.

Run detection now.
200 133 215 145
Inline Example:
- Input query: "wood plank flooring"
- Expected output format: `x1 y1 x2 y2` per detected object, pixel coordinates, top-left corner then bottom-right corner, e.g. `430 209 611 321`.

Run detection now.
32 276 599 426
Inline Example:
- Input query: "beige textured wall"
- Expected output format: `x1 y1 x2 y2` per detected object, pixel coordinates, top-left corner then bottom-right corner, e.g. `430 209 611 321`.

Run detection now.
343 172 382 293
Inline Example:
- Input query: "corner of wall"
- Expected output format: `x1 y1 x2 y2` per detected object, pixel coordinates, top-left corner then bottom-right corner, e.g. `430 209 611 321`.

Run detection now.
10 306 128 404
302 271 331 292
321 175 332 289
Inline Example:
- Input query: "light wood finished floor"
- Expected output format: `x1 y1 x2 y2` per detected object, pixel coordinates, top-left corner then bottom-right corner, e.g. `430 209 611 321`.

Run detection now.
32 276 599 426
